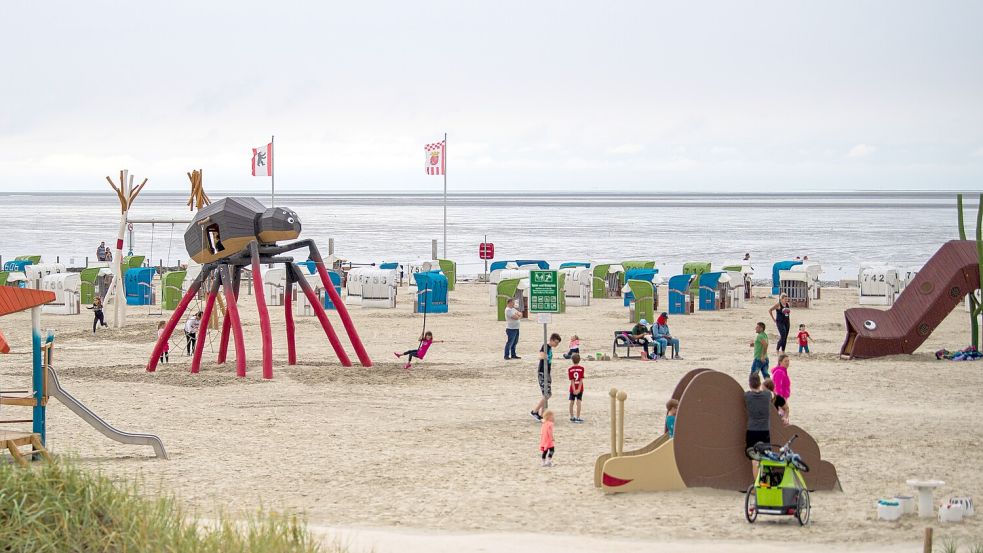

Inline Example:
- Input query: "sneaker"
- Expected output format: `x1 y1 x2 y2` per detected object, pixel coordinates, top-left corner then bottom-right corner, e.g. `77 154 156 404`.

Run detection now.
574 417 584 423
570 417 577 423
530 411 543 422
512 356 522 360
403 363 412 370
394 352 401 358
674 355 684 360
544 459 553 467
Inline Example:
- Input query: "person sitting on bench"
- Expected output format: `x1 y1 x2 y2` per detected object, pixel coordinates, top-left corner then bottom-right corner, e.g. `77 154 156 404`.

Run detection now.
630 318 653 358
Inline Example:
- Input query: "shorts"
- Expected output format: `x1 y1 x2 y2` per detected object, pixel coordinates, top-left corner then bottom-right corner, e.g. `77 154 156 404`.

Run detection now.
538 364 552 399
569 390 583 401
798 344 810 353
745 430 771 453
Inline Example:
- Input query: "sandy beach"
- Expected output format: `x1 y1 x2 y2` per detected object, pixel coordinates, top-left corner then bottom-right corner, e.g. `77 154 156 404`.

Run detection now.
0 284 980 551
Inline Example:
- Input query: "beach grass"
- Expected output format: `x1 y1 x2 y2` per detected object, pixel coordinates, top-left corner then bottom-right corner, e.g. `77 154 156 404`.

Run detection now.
0 458 334 553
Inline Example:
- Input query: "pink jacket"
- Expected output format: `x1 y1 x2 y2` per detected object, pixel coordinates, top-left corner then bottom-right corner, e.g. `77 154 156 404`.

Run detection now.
771 366 791 399
539 420 554 450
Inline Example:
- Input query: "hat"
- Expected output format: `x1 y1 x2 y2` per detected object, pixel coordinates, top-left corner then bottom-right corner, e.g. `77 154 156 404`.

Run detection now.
639 319 649 325
660 312 668 317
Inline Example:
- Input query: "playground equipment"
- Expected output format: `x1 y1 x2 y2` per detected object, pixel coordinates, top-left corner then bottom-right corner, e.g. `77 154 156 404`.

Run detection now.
560 267 592 307
745 435 812 525
772 260 803 295
842 193 983 359
496 277 529 320
667 274 696 315
0 287 166 464
683 262 711 293
124 267 157 306
361 268 398 308
413 271 448 314
698 271 732 311
39 273 81 315
148 196 372 379
103 170 148 328
592 263 624 298
594 369 840 494
858 264 900 306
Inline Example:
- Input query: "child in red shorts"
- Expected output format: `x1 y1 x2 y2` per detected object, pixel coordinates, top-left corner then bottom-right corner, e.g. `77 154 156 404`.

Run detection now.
567 353 585 423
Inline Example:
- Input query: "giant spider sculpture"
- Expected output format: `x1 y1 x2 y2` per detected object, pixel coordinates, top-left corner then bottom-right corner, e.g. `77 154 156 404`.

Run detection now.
147 197 372 378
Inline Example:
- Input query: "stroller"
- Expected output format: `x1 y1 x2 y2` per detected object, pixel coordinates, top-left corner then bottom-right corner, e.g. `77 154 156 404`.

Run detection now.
744 434 811 525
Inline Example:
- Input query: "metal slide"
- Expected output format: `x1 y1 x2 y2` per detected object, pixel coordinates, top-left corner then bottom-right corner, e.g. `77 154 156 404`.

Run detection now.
46 366 168 459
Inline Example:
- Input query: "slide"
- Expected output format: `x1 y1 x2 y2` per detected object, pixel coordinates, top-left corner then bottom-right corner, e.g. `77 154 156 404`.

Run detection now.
597 369 840 494
46 366 168 459
841 240 982 359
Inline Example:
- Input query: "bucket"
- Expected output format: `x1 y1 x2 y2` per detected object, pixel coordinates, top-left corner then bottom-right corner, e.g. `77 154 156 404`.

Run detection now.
948 497 974 517
939 503 964 523
894 495 915 515
877 499 902 521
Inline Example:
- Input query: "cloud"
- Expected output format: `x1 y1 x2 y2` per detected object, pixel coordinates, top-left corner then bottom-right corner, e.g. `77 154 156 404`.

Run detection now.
606 143 644 155
848 144 877 158
973 146 983 158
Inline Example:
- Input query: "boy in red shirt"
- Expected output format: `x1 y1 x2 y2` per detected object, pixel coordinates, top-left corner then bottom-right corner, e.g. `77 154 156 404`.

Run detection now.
796 324 811 355
568 353 585 423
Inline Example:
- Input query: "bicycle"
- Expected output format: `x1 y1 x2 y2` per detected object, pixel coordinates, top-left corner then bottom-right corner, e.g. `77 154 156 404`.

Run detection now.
744 434 811 525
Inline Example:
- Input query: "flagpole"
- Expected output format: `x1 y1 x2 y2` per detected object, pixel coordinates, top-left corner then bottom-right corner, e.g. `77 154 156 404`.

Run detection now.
271 134 275 206
443 132 447 259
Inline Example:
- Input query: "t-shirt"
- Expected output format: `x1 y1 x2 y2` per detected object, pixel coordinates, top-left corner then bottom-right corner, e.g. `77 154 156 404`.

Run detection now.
666 414 676 438
797 331 810 346
744 390 772 431
568 365 585 393
505 307 520 330
185 317 200 334
568 339 580 349
416 339 433 358
753 332 768 360
539 343 553 371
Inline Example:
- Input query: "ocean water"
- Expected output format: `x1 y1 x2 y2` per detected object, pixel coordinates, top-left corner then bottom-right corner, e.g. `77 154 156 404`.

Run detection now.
0 192 976 280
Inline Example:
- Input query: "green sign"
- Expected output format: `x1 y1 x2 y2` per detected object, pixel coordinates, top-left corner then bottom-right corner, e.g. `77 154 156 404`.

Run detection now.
529 270 560 313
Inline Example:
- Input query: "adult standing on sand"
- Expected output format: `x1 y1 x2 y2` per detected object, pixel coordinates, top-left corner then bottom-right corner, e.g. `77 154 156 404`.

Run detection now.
504 298 521 360
769 293 792 354
744 373 772 478
97 241 107 262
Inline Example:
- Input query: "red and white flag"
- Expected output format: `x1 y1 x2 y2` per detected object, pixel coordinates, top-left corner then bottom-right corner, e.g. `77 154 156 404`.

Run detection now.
251 143 273 176
425 140 445 175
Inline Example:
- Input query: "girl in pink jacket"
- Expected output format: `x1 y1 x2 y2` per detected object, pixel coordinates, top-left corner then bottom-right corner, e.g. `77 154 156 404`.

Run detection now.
540 410 555 467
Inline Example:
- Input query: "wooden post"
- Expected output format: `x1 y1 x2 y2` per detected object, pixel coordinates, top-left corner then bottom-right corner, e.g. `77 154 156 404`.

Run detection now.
923 527 932 553
617 390 627 456
609 388 618 457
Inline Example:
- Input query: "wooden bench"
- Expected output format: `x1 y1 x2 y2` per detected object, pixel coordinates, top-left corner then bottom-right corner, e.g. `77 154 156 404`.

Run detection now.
612 331 652 359
1 430 52 467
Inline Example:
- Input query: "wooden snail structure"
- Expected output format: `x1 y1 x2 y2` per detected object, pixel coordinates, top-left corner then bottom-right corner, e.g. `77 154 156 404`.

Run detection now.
147 196 372 378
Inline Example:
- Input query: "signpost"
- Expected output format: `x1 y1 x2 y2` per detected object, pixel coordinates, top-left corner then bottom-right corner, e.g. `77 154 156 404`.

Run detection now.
529 270 560 409
479 237 494 282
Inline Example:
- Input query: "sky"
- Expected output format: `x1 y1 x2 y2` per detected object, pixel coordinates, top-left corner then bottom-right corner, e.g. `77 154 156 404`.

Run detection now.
1 1 982 193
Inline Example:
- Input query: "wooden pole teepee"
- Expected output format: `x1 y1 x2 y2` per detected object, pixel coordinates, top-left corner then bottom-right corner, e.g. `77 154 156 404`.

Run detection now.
104 170 147 328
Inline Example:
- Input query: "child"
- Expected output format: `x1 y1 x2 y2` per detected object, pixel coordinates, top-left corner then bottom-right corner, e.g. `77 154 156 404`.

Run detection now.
88 297 108 334
796 324 811 354
394 331 440 370
539 410 555 467
157 321 169 364
184 312 202 356
567 353 585 423
749 322 770 378
665 399 679 438
562 335 581 359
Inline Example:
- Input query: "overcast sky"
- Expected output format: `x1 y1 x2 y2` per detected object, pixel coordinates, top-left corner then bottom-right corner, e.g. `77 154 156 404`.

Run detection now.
2 1 982 193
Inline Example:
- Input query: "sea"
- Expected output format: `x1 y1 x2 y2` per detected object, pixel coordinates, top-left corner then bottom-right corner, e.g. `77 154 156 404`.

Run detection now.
0 191 978 280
